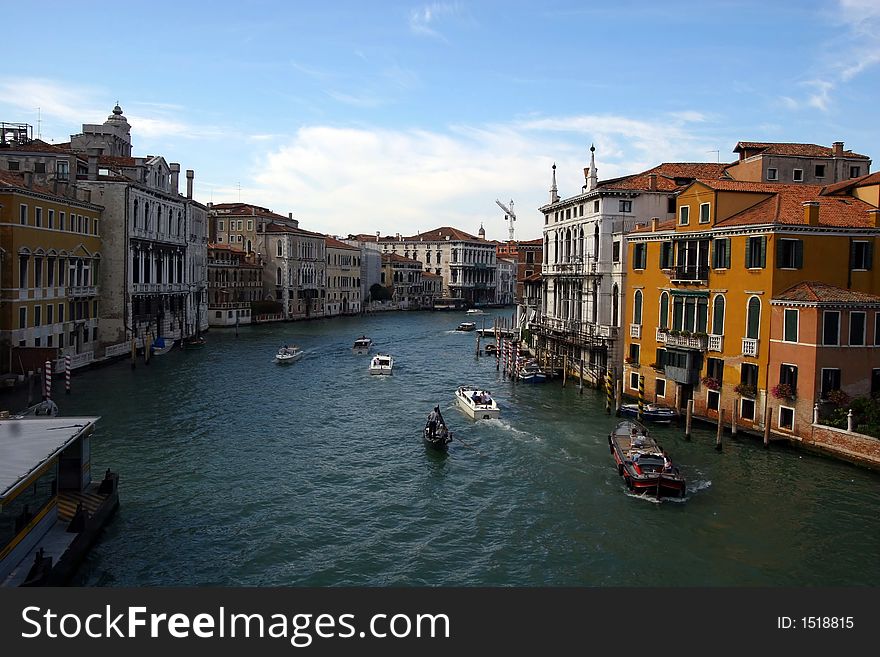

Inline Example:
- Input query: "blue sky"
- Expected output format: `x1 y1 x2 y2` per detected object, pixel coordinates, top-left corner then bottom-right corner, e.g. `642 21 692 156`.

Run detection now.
2 0 878 240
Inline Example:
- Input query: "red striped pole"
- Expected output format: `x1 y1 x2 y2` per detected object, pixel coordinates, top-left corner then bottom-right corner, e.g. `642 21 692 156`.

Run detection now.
44 360 52 400
65 355 71 394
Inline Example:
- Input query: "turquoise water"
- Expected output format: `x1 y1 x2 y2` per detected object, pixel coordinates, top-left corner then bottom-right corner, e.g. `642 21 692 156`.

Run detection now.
51 310 880 586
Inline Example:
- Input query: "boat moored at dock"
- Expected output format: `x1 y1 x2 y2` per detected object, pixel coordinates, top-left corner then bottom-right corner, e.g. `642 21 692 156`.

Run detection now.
455 386 499 420
619 403 676 423
609 420 685 497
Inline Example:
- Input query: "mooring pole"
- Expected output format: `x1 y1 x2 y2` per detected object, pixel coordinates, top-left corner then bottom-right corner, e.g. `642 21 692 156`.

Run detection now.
684 399 693 440
763 401 771 448
715 407 723 451
731 399 738 435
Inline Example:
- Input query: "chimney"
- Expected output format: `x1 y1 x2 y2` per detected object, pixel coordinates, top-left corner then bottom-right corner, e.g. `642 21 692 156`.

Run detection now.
647 173 657 191
23 171 33 188
651 217 659 232
832 141 844 157
186 169 194 199
87 148 100 181
170 163 180 194
803 200 820 226
376 231 380 242
868 209 880 228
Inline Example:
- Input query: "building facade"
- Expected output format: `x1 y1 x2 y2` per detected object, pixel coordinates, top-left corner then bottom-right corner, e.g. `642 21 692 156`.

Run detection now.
325 237 361 316
261 223 326 319
381 253 423 308
207 243 262 327
725 141 871 186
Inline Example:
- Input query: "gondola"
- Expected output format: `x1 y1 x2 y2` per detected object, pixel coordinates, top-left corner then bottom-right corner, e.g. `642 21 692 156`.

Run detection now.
424 405 453 450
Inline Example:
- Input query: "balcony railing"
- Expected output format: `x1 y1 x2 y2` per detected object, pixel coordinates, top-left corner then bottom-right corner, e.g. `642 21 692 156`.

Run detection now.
663 332 708 351
671 265 709 282
708 334 723 352
742 337 759 357
656 327 668 343
664 365 700 385
630 323 641 339
67 285 98 297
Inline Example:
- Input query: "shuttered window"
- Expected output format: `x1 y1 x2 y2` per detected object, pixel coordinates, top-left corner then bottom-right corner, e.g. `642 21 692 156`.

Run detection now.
776 239 803 269
746 236 767 268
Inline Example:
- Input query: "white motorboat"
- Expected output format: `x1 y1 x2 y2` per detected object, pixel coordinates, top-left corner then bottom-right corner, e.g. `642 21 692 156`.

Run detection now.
275 345 303 363
455 386 500 420
369 353 394 375
456 322 477 332
352 336 373 353
465 308 486 316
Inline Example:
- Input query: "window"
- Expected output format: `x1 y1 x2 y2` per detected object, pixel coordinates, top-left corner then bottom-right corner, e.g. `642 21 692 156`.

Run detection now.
593 200 599 213
850 166 861 178
632 243 647 270
779 363 798 395
667 197 676 213
633 290 643 325
247 220 253 231
707 357 724 383
746 297 761 339
20 204 27 225
779 406 795 430
741 398 756 421
707 390 720 411
660 241 673 269
875 312 880 346
8 160 19 170
679 206 690 226
19 256 27 288
746 236 767 268
629 343 640 365
822 310 840 345
47 305 53 325
821 369 841 398
48 209 54 229
218 220 225 232
659 292 669 329
34 305 41 327
612 241 620 263
712 238 730 269
619 200 632 213
815 164 825 178
793 169 804 182
630 372 640 390
783 309 798 342
57 160 69 180
58 303 64 322
656 379 666 398
850 241 873 270
850 311 866 346
34 257 42 288
712 295 725 335
35 208 43 227
59 211 65 230
767 168 778 181
699 203 711 224
777 239 803 269
276 241 283 257
19 307 26 329
741 363 759 388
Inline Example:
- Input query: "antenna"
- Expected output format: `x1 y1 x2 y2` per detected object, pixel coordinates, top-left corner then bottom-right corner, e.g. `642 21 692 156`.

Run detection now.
36 107 41 140
707 149 720 163
237 182 241 202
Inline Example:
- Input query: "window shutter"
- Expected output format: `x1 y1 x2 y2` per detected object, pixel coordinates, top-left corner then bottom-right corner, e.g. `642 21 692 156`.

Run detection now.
850 240 857 270
867 242 874 271
776 241 785 268
759 236 767 268
794 240 804 269
725 240 731 269
745 238 752 268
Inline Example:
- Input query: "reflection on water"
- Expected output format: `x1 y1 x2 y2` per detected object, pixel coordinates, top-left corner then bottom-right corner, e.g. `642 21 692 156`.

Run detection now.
44 310 880 586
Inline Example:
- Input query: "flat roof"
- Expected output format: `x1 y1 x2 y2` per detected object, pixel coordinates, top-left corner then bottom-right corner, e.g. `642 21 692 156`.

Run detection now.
0 417 99 500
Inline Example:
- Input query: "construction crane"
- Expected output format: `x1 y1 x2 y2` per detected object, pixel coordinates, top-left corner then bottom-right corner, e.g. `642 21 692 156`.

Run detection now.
495 199 516 242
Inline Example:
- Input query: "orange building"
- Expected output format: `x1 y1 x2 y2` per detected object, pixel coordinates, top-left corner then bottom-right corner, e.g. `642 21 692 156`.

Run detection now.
624 178 880 440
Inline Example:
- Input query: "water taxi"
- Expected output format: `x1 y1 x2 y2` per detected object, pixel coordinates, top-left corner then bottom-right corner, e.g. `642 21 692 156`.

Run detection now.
608 420 686 498
369 354 394 375
456 322 477 332
465 308 486 316
455 386 499 420
275 345 304 363
352 336 373 354
517 360 548 383
619 403 676 423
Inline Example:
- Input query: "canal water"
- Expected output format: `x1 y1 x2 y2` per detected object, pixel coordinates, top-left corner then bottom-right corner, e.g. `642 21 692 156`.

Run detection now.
45 310 880 586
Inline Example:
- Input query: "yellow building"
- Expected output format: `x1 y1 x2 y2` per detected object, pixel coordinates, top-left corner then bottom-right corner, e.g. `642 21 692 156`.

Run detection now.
0 172 103 375
624 178 879 436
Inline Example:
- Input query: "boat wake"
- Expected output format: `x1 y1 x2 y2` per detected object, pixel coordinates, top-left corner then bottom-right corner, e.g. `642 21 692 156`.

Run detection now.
483 419 541 441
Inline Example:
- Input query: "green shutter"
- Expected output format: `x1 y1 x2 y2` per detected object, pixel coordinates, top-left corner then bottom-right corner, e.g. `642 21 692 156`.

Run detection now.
745 237 752 268
850 240 857 270
659 293 669 329
867 242 874 271
759 236 767 268
725 239 731 269
794 240 803 269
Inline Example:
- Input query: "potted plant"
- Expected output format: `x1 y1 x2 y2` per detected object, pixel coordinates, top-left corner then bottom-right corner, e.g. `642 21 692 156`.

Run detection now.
771 383 795 400
680 329 692 337
734 383 757 398
624 356 637 365
669 329 681 337
825 389 851 407
650 362 664 371
701 376 721 391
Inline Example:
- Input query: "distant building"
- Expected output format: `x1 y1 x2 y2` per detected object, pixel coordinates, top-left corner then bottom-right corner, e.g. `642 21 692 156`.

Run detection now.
496 237 543 303
725 141 871 185
207 243 262 327
325 237 361 316
496 257 516 306
260 223 326 319
381 253 423 308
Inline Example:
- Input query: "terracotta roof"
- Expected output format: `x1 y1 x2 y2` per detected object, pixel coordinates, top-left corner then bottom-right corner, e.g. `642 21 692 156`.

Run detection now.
0 139 73 155
98 155 137 168
519 237 544 245
347 233 382 242
734 141 870 160
820 172 880 197
422 271 442 278
210 202 291 222
382 253 421 265
407 226 480 242
712 183 877 228
523 273 543 283
208 243 245 253
325 236 359 250
262 222 325 237
629 218 676 234
773 281 880 305
598 162 732 193
0 170 64 198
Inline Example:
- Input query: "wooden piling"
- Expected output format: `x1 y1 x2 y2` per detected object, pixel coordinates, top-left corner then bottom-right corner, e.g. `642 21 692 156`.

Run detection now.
144 331 151 365
731 400 737 435
562 353 567 387
579 359 584 394
763 401 771 448
715 407 723 451
684 399 693 440
131 337 137 369
615 378 622 417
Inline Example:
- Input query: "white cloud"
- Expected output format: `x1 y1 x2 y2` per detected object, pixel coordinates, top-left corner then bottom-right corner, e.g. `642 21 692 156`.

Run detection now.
244 112 722 240
409 2 459 41
804 80 834 112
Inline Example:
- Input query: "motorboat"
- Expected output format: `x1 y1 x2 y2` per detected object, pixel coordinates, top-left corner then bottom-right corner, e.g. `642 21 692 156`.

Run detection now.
608 420 686 498
352 336 372 354
465 308 486 316
484 343 497 355
182 335 206 349
455 386 499 420
275 345 304 363
619 403 676 423
517 360 548 383
424 406 453 451
369 353 394 375
150 337 174 355
456 322 477 332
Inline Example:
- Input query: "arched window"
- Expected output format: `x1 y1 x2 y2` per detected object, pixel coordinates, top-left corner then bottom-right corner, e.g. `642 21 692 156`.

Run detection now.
133 199 139 229
554 232 559 264
579 227 585 259
592 280 598 323
712 295 725 335
634 290 643 325
544 235 549 265
276 267 282 285
746 297 761 339
612 283 619 326
659 292 669 329
593 224 599 260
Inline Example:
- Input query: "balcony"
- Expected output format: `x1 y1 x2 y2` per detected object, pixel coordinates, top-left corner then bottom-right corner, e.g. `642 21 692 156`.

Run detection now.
630 323 641 339
664 365 700 385
656 327 667 343
742 337 759 357
670 265 709 283
67 285 98 297
660 332 708 351
708 334 723 352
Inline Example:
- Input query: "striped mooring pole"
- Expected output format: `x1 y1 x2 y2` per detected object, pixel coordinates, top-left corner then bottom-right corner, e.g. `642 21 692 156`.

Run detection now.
605 368 613 414
638 374 645 422
44 360 52 401
65 355 71 394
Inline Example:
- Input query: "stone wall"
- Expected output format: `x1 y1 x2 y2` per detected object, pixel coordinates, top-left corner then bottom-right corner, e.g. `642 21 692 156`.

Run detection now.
804 423 880 469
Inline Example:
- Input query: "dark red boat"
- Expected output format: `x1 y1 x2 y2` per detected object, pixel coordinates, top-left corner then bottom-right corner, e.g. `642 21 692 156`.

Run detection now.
609 420 686 498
